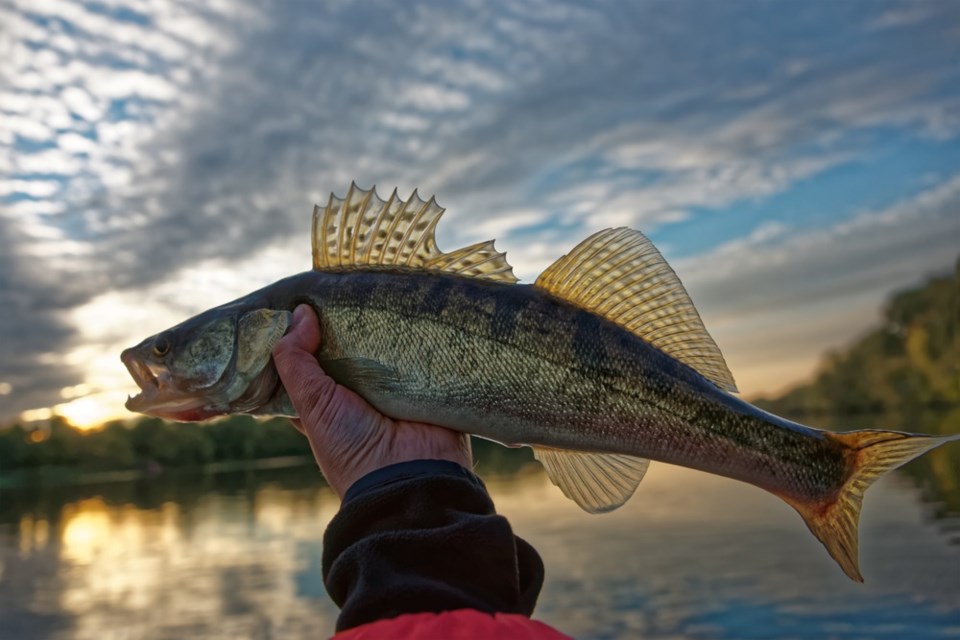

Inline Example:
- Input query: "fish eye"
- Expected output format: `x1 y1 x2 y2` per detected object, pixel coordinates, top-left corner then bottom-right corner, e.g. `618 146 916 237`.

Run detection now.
152 334 172 357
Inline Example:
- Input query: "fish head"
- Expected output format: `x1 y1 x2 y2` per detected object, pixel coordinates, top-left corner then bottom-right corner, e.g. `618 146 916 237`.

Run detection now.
121 305 292 421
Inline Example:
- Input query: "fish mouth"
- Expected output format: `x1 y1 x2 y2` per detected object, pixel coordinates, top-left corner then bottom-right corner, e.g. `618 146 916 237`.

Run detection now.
121 348 161 408
121 348 210 419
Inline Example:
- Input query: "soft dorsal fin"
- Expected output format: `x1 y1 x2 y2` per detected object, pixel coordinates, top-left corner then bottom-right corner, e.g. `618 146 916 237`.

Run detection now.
535 228 737 392
533 446 650 513
312 183 518 283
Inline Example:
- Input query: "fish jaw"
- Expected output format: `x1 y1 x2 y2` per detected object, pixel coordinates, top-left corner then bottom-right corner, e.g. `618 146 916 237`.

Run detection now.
121 346 221 421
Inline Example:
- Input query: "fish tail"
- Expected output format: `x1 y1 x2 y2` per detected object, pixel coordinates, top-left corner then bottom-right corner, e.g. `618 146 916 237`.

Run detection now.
791 430 959 582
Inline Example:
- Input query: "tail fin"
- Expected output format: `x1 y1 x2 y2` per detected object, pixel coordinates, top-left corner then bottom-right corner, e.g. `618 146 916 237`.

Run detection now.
792 430 959 582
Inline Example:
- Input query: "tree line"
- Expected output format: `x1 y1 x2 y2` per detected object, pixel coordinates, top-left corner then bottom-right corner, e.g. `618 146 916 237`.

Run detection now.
0 414 533 480
0 415 313 476
755 258 959 416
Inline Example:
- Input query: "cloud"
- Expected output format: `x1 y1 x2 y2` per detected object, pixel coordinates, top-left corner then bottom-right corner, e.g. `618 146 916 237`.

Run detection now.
0 215 86 418
675 174 960 396
1 0 959 421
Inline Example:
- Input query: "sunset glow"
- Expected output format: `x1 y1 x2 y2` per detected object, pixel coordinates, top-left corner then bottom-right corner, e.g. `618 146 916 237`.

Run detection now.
54 392 133 431
2 1 959 428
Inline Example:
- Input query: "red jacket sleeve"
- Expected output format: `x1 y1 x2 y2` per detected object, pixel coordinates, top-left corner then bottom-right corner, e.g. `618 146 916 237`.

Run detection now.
333 609 571 639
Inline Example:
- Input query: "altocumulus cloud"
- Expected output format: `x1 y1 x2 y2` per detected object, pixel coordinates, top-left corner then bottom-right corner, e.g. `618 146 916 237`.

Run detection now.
1 0 959 421
676 176 960 395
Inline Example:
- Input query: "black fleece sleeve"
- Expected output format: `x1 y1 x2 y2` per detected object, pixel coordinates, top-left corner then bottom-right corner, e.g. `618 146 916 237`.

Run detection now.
321 460 545 632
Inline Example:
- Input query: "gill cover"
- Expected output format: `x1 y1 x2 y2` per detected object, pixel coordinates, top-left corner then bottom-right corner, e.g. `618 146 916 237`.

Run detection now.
236 309 292 378
172 316 236 389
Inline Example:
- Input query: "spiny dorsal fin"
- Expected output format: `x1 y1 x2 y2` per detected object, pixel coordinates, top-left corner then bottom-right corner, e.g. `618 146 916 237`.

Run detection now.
533 446 650 513
312 183 518 283
535 228 737 392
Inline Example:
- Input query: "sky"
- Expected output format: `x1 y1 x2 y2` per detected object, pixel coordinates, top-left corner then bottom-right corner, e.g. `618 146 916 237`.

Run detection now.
1 0 959 428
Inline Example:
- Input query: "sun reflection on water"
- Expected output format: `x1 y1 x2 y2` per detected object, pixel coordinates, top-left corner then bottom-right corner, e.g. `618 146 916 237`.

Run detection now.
0 443 957 639
61 500 111 565
4 475 344 640
18 515 51 554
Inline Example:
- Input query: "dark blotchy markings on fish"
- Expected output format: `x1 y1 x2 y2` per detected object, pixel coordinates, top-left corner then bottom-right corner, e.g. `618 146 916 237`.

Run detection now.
264 268 848 502
121 184 958 583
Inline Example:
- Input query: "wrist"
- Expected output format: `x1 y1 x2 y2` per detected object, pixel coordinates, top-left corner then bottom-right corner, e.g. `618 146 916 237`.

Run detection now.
324 421 471 497
342 459 482 504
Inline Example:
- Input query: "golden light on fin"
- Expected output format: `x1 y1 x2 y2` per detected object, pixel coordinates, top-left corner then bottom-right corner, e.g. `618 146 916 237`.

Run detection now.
789 430 960 582
311 183 518 283
533 446 650 513
535 228 737 392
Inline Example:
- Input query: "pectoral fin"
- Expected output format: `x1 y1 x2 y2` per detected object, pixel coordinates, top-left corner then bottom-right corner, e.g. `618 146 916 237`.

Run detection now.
533 446 650 513
320 357 401 395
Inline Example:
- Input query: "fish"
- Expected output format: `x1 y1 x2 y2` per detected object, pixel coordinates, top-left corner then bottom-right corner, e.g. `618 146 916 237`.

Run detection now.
121 183 959 582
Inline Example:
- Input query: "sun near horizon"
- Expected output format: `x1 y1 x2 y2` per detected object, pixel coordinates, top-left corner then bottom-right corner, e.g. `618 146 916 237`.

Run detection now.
18 389 135 432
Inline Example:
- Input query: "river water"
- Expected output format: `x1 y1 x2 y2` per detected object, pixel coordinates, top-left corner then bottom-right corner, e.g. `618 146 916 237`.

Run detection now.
1 413 958 639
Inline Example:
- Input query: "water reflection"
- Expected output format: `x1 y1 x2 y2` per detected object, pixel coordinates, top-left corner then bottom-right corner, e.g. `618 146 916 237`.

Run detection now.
0 468 343 640
0 414 958 640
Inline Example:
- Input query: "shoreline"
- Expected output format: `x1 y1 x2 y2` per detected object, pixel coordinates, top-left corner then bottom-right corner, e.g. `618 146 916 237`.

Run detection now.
0 454 317 490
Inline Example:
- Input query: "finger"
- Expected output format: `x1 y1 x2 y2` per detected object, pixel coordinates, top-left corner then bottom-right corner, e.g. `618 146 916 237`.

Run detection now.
272 305 321 377
278 304 321 353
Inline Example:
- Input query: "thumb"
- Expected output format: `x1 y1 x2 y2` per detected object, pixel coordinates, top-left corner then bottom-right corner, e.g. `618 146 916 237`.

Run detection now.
275 304 321 355
272 305 337 421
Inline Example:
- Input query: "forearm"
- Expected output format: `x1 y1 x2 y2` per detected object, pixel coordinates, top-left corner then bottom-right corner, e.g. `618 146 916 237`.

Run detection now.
322 460 544 632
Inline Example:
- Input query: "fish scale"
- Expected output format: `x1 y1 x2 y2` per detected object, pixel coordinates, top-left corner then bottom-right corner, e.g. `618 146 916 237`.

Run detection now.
270 269 849 499
121 183 960 582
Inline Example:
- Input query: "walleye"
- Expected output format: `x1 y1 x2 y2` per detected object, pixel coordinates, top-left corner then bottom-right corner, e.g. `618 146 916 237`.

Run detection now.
122 184 958 582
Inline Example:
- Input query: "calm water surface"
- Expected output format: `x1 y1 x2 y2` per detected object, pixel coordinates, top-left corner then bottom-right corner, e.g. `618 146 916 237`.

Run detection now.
1 413 959 640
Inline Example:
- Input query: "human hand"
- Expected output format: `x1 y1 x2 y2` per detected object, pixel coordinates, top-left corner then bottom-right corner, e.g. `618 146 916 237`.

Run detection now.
271 304 472 497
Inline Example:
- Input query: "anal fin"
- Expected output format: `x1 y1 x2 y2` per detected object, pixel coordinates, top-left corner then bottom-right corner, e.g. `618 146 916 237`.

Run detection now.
533 446 650 513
